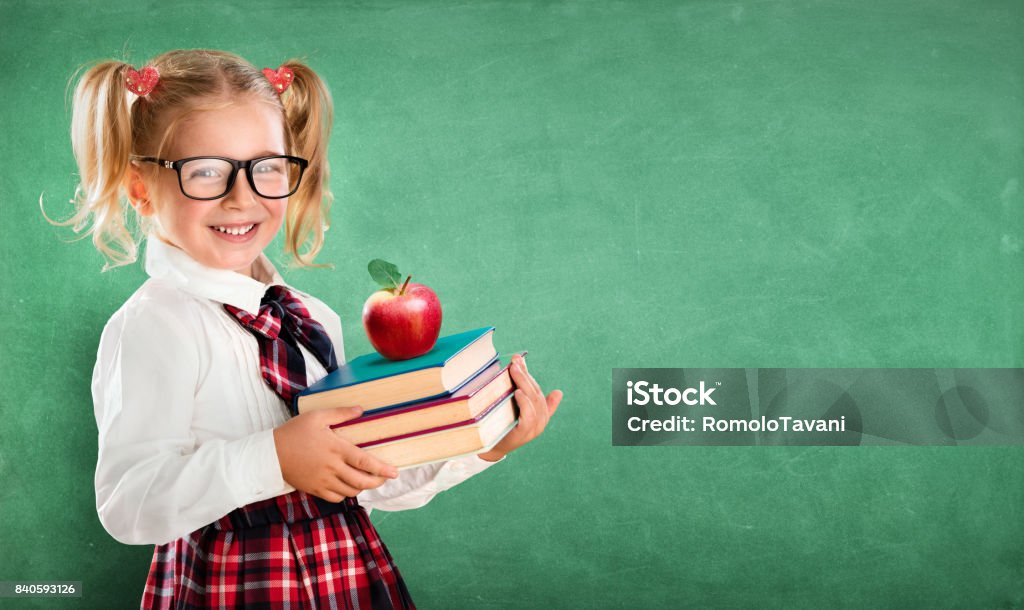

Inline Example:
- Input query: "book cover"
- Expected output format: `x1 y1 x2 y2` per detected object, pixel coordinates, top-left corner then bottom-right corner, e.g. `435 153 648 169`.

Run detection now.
294 326 496 413
358 387 516 447
329 356 519 430
362 393 520 470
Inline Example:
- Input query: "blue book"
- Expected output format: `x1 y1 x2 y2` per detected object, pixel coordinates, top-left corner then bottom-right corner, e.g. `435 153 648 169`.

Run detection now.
294 326 497 415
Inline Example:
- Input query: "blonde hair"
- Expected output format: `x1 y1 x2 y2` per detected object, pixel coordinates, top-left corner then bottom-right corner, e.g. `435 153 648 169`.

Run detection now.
55 49 334 269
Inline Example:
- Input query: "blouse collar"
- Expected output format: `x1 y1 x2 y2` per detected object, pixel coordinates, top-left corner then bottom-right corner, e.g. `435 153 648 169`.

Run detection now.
144 237 286 314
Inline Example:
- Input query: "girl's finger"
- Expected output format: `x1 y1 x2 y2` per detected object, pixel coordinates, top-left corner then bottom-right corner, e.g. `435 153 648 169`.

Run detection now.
326 480 362 499
335 464 389 492
319 405 365 427
514 389 534 426
525 393 547 438
546 390 563 416
509 359 530 390
338 445 399 479
318 489 347 503
516 359 543 397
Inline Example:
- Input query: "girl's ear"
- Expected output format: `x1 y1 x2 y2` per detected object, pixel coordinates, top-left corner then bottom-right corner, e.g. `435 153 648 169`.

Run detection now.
125 163 156 217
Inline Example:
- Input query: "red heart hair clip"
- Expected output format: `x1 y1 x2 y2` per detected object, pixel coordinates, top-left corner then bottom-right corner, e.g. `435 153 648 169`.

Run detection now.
125 65 160 97
262 66 294 94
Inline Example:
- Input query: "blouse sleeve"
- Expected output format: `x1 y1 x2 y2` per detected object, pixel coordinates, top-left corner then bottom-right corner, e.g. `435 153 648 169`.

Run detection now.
92 297 287 546
357 454 503 512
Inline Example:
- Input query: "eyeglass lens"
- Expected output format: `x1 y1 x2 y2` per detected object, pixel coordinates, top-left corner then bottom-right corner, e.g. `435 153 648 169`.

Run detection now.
179 157 302 199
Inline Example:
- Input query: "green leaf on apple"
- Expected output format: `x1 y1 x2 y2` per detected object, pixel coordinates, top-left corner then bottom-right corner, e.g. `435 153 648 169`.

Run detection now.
368 259 404 290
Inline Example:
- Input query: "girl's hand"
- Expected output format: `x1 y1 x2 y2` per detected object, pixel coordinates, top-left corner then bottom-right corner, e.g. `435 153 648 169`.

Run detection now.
479 354 563 462
273 406 399 503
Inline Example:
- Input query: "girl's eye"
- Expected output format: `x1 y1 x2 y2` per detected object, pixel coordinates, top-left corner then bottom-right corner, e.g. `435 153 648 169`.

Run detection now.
187 166 223 179
180 159 232 182
254 159 286 174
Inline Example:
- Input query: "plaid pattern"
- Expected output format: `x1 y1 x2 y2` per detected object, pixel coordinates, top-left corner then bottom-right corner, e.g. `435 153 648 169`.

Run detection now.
136 287 417 607
141 491 416 609
224 286 338 414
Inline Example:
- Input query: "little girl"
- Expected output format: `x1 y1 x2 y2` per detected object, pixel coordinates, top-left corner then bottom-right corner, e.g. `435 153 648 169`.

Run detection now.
65 49 562 609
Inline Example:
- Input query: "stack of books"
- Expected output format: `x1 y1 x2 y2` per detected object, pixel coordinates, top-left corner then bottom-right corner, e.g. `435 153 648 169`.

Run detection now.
294 327 521 469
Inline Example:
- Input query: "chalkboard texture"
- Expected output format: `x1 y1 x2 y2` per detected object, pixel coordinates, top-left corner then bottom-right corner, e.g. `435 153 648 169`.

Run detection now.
1 0 1022 608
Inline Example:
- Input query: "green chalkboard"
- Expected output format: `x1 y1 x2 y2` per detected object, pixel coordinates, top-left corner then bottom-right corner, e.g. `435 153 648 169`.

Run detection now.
2 0 1022 607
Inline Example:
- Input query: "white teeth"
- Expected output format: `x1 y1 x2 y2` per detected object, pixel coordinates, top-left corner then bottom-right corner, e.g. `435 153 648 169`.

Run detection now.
213 224 255 236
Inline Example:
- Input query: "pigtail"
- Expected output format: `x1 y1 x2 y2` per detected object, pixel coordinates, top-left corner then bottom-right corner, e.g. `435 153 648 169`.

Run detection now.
279 60 334 267
60 61 138 269
54 50 337 270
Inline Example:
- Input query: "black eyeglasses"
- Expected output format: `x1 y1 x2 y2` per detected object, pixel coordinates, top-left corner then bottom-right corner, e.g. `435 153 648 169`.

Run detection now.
131 155 309 200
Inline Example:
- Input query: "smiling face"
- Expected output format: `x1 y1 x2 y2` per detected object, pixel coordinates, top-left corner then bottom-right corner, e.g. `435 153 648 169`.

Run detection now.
131 97 289 277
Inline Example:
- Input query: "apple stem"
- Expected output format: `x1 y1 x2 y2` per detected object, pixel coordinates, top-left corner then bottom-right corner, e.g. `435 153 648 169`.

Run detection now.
398 275 412 296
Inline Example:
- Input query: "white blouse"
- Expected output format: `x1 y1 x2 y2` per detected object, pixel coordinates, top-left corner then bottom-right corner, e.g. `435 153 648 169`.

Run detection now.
92 238 498 546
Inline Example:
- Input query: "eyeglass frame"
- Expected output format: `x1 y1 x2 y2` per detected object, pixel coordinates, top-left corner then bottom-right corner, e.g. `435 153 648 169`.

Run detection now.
130 154 310 201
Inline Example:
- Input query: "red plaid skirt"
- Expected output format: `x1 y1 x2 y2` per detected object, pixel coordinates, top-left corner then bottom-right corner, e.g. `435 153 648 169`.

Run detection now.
141 491 415 609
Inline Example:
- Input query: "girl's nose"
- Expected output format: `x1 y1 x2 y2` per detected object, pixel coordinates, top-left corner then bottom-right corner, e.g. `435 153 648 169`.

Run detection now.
222 169 259 208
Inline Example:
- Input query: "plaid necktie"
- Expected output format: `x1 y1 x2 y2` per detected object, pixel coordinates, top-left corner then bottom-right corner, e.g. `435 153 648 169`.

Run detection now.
224 286 338 414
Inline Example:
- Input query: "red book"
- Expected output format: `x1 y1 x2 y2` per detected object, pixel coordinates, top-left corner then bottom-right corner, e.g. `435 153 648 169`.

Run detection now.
358 391 518 470
330 357 519 446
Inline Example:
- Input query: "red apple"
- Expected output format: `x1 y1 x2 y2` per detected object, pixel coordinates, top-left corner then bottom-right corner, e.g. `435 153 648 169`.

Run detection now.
362 278 442 360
